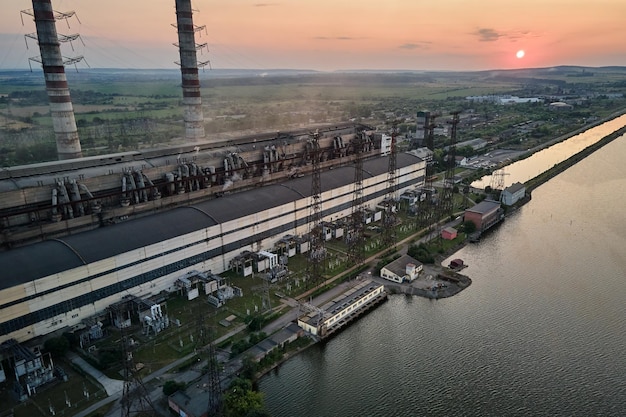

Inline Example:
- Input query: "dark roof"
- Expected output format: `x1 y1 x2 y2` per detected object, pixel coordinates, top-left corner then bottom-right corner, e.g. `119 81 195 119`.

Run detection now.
383 254 422 277
0 153 423 287
169 389 209 417
466 200 501 215
504 182 525 194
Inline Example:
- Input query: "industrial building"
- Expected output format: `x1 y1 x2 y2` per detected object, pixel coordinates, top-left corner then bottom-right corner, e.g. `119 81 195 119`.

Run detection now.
0 0 431 347
501 182 526 206
380 254 423 283
297 279 387 339
464 200 503 231
0 154 425 344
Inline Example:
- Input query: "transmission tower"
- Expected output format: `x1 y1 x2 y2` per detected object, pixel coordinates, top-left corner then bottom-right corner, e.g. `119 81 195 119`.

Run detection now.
381 122 398 248
417 112 439 229
115 307 157 417
438 111 460 220
193 312 223 416
306 130 325 287
347 129 366 266
490 168 509 191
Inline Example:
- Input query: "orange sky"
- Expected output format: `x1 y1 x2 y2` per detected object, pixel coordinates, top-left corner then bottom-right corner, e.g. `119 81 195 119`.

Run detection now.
1 0 625 71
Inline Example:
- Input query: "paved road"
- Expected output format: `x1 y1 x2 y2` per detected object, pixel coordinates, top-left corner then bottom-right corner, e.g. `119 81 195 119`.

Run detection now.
72 325 246 417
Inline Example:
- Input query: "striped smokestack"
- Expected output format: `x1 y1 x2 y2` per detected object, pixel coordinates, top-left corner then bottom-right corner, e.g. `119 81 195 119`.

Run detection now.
32 0 82 160
175 0 205 141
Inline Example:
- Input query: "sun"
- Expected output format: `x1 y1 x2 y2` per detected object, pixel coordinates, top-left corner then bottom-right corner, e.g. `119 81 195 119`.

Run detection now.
516 50 525 59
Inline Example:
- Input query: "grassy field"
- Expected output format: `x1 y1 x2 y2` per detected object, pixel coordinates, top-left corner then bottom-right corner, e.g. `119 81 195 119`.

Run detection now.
0 357 106 417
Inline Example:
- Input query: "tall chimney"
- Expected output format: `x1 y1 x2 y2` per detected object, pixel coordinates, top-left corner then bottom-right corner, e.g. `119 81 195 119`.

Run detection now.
32 0 82 160
175 0 205 141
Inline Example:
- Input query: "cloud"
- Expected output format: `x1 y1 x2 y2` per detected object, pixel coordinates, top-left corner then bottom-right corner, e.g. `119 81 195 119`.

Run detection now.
475 28 502 42
474 28 538 43
399 42 430 50
315 36 358 41
254 3 278 6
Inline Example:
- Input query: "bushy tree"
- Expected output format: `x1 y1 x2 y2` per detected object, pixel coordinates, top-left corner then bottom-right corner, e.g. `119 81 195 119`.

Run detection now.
163 380 186 396
224 378 268 417
462 220 477 234
44 336 70 358
407 243 435 264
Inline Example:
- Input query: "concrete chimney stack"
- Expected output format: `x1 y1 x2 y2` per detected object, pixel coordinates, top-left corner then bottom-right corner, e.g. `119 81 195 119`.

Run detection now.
32 0 82 160
175 0 205 141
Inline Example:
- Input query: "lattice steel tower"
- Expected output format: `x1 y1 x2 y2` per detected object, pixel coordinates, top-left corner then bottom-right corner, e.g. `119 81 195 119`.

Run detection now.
381 122 398 248
192 313 223 416
438 111 460 219
347 129 366 266
115 307 157 417
417 112 439 229
307 131 325 287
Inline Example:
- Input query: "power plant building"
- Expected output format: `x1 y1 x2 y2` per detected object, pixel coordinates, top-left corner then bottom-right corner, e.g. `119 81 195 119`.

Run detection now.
0 153 425 343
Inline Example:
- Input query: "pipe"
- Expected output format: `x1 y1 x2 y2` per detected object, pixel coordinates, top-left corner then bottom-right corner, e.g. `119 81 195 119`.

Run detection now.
69 179 84 216
57 181 73 219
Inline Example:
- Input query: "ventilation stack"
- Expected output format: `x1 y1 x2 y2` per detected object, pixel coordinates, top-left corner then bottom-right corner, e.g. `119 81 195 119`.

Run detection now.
175 0 205 141
32 0 82 160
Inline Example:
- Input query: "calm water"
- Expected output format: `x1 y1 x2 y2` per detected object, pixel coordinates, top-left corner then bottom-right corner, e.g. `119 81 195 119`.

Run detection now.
260 123 626 416
473 113 626 189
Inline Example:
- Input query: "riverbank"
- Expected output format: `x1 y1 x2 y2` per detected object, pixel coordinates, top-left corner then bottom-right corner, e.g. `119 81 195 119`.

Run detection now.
383 264 472 299
525 124 626 192
497 108 626 171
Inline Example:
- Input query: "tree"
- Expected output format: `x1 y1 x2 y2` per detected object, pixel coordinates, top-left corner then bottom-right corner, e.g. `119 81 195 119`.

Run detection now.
462 220 477 234
44 336 69 358
240 355 259 381
223 378 267 417
163 380 186 396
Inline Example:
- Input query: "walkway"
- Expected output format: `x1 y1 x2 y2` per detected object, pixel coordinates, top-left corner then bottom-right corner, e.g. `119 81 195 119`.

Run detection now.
68 352 124 396
72 324 247 417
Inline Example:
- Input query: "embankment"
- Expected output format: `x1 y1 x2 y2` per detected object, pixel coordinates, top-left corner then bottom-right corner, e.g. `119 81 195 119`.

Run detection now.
525 125 626 192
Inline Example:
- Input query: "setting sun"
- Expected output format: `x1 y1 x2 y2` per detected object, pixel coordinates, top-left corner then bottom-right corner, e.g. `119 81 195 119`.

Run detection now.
516 50 525 59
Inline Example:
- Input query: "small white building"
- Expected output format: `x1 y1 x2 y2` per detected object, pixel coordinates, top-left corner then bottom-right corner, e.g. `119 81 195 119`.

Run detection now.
380 254 423 283
501 182 526 206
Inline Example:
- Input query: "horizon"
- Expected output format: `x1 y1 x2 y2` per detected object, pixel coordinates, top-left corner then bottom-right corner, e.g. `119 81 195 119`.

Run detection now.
1 0 625 72
1 64 624 75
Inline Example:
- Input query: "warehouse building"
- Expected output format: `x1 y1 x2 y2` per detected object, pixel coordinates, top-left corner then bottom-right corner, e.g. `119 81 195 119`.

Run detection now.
501 182 526 206
297 279 386 339
464 200 503 231
0 154 425 343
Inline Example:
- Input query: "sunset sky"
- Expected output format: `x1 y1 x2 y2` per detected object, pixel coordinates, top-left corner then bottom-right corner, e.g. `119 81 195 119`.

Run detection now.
1 0 625 71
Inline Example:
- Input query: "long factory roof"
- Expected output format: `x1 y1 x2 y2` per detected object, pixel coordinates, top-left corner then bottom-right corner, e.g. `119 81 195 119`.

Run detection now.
0 153 422 288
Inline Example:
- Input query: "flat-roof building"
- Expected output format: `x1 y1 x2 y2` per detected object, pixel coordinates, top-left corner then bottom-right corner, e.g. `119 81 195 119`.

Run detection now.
0 154 424 343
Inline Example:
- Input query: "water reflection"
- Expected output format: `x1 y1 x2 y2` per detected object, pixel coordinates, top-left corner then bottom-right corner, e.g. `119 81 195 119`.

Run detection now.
472 114 626 189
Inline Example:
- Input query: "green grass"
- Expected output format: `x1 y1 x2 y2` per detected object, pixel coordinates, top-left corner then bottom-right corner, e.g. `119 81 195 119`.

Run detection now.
1 357 106 417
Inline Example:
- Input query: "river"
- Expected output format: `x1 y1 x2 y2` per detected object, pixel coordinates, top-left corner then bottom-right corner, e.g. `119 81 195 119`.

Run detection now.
259 119 626 416
472 113 626 189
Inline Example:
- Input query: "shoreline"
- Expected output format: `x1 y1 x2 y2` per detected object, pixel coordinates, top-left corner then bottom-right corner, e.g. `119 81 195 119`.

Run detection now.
492 108 626 172
257 113 626 383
